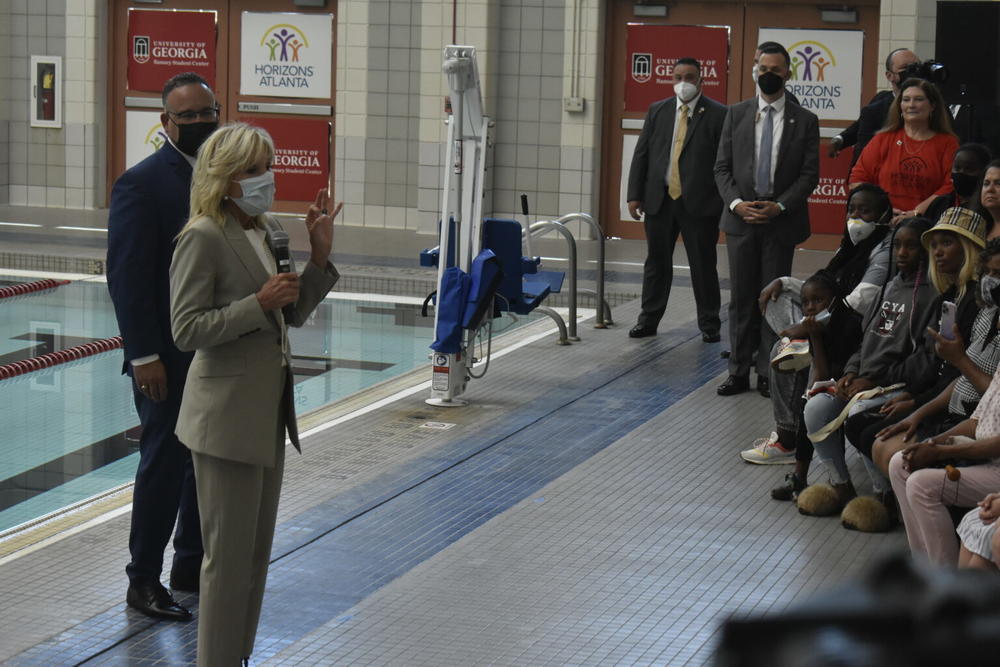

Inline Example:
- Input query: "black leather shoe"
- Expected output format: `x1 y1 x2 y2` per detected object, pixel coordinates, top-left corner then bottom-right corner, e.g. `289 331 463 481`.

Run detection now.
169 566 200 593
757 376 771 398
628 324 656 338
717 375 750 396
702 331 721 343
127 580 193 621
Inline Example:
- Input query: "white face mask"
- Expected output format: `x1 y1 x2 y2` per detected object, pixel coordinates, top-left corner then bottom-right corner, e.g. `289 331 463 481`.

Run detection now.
981 274 1000 306
230 170 275 217
674 81 698 103
846 216 876 245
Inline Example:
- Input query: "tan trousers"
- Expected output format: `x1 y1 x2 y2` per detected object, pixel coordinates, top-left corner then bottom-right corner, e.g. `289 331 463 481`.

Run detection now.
192 441 285 666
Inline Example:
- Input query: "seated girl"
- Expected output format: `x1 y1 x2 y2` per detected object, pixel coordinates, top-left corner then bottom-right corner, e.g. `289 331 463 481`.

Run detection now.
796 217 938 515
872 238 1000 477
958 491 1000 570
890 363 1000 566
742 185 894 489
814 209 989 527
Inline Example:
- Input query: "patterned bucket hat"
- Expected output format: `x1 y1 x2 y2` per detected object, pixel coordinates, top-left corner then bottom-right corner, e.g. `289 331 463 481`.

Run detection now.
921 207 988 250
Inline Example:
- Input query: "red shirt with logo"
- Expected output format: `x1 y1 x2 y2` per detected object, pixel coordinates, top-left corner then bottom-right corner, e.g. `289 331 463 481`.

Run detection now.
849 129 958 212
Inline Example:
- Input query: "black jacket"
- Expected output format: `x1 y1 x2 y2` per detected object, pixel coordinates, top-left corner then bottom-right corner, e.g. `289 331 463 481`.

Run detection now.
627 94 727 218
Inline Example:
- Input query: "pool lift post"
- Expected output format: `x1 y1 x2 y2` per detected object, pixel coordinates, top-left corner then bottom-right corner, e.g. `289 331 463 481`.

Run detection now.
427 46 490 407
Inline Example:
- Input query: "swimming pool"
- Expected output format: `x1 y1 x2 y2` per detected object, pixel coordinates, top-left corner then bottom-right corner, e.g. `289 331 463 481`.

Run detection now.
0 274 530 534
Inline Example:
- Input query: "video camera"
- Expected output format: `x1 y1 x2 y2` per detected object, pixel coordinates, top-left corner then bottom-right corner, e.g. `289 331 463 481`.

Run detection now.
901 59 948 85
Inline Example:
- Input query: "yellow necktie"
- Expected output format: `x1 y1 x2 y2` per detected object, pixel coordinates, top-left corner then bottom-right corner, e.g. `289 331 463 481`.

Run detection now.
668 105 688 200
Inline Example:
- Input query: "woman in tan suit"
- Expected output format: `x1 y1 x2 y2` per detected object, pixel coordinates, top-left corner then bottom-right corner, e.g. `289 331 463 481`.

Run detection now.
169 122 340 666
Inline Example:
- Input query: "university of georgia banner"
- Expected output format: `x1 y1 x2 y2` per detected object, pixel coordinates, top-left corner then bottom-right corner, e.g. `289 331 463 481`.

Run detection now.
241 12 333 99
241 117 330 201
127 9 216 92
624 24 729 112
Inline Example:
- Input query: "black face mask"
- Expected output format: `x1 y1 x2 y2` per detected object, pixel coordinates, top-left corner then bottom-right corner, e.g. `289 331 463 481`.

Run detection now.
757 71 784 96
952 171 980 199
173 121 218 157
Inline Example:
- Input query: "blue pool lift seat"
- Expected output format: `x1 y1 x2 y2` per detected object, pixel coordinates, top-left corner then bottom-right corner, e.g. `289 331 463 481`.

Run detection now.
482 218 564 315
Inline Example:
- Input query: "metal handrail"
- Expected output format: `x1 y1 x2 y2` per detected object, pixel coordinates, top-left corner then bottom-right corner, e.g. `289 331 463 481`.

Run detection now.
555 213 607 328
528 221 578 340
535 306 570 345
577 287 613 325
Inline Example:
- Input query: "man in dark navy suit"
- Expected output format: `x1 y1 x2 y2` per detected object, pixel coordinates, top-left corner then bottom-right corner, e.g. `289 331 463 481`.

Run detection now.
626 57 727 342
107 72 218 621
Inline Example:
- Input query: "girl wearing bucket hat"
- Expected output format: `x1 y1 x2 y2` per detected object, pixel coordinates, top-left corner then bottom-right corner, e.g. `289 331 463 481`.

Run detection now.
868 208 989 469
922 206 988 299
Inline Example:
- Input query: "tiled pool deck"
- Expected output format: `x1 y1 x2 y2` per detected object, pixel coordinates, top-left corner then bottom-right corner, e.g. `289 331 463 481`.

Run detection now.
0 205 904 665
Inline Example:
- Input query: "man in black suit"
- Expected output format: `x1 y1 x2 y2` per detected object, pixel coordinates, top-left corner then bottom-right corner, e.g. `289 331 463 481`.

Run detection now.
626 57 727 341
714 43 820 396
830 48 919 164
107 72 219 621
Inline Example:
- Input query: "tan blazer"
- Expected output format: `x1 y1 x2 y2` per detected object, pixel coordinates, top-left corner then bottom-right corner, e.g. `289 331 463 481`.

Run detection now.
169 213 339 467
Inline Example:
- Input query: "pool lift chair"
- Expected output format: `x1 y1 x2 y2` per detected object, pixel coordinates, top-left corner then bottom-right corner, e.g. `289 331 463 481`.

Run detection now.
420 45 568 407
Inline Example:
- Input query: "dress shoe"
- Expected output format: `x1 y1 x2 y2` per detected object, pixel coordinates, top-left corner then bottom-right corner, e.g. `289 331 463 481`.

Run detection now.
717 375 750 396
628 324 657 338
702 331 721 343
169 566 200 593
127 580 193 621
757 376 771 398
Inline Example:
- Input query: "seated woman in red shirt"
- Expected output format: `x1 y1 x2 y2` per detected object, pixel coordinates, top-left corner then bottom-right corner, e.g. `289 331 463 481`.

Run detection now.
850 78 958 219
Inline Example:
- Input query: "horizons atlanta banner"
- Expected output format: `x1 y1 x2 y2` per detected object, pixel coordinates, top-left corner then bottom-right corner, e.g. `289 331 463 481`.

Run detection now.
758 27 864 122
241 12 332 99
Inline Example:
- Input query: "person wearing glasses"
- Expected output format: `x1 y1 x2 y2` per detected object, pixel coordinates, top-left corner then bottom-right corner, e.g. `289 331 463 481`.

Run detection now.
107 72 220 622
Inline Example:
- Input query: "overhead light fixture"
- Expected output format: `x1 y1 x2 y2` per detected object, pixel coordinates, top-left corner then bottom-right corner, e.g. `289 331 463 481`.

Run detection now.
634 4 668 17
820 6 858 23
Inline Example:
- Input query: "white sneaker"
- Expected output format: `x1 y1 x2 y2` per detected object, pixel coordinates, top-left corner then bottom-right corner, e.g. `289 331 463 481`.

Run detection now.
771 337 812 372
740 432 795 464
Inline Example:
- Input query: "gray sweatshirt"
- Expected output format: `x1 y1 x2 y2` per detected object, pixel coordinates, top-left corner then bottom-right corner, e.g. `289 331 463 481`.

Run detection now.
844 271 936 384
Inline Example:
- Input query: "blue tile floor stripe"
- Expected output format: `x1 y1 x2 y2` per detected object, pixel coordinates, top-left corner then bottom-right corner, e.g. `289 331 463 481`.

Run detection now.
12 314 731 666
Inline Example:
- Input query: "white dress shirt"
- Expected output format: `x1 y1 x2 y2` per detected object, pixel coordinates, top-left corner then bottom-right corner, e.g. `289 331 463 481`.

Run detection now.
754 94 785 193
729 93 788 211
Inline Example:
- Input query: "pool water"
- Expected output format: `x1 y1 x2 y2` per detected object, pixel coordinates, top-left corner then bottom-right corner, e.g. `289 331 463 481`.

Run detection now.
0 276 528 533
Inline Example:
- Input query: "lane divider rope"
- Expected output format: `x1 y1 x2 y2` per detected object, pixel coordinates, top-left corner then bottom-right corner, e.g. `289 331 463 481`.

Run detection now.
0 336 123 380
0 278 71 299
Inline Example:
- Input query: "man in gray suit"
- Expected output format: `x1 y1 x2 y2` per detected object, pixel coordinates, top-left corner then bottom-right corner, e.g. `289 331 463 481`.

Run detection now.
627 57 728 341
715 42 820 396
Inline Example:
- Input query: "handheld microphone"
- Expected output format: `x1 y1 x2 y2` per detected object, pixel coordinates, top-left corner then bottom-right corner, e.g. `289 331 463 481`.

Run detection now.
270 230 295 323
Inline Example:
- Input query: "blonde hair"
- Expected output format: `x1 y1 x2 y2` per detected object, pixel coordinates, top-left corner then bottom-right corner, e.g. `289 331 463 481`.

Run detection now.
183 122 274 232
927 232 979 300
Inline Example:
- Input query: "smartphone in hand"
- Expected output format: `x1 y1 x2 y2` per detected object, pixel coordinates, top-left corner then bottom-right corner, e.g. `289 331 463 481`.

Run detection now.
939 300 957 340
